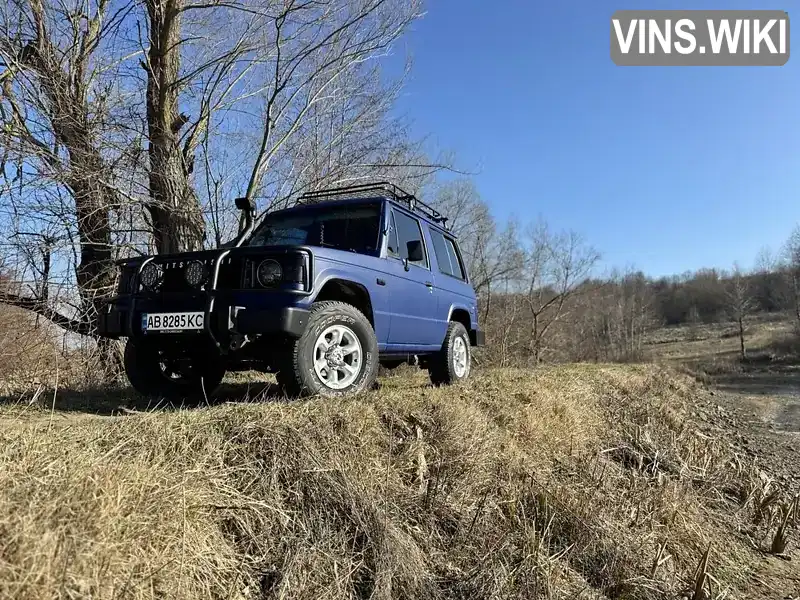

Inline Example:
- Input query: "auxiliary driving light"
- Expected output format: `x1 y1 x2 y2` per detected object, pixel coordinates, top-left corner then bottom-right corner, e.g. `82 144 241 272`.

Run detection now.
184 260 208 287
256 259 282 287
140 262 162 291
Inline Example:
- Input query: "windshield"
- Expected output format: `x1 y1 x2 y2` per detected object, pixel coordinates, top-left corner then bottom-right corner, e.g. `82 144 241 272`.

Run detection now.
247 202 382 253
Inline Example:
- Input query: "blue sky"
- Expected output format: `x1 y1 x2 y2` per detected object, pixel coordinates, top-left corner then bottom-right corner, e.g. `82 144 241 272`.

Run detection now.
390 1 799 278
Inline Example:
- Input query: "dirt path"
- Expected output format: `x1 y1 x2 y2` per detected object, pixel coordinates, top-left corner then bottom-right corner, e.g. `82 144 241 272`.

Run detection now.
689 366 800 599
704 364 800 487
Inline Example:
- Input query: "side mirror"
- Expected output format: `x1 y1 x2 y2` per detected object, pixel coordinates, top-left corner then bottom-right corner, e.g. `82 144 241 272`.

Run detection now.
235 197 256 212
232 197 257 248
406 240 424 263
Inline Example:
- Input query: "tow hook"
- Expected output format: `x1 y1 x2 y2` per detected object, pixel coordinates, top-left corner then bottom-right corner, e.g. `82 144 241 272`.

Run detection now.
229 333 248 352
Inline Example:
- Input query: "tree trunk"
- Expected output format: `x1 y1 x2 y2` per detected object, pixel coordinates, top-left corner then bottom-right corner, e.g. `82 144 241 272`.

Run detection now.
738 317 746 360
67 148 117 322
3 24 122 381
531 313 541 364
793 273 800 326
482 282 492 323
145 0 205 254
20 32 117 335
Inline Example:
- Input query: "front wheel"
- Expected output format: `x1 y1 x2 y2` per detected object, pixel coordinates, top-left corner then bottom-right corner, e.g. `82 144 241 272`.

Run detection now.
276 301 378 398
123 339 226 402
429 322 472 386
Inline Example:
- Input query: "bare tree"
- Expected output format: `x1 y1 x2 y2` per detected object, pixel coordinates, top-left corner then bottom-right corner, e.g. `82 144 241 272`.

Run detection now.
594 270 658 361
157 0 441 242
784 226 800 325
750 245 789 314
233 0 427 214
144 0 207 254
725 264 755 360
520 221 600 364
754 245 777 273
0 0 128 347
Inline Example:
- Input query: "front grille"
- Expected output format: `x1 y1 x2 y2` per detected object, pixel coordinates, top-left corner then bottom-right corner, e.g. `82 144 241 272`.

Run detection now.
218 256 244 290
160 263 192 293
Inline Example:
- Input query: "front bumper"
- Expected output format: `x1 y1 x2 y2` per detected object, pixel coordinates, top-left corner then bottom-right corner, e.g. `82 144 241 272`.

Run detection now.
97 301 310 346
235 306 308 337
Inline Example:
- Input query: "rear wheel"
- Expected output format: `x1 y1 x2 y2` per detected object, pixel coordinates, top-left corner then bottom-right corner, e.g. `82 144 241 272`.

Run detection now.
429 321 471 386
276 301 378 398
123 338 226 402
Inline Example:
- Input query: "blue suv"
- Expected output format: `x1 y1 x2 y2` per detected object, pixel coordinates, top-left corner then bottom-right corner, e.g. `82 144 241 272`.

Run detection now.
97 183 484 398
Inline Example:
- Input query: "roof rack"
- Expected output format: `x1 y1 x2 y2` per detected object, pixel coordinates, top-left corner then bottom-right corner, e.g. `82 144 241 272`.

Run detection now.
296 182 449 228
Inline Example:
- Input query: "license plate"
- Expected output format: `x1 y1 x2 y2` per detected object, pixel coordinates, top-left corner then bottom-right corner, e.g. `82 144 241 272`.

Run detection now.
141 311 204 333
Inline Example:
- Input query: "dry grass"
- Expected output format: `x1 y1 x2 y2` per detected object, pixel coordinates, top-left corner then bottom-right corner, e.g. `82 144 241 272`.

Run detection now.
0 304 126 399
0 365 794 599
643 314 800 384
0 306 63 393
645 315 794 363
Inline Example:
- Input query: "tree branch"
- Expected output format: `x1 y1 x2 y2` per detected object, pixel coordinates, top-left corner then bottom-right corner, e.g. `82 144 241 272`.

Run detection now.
0 291 93 335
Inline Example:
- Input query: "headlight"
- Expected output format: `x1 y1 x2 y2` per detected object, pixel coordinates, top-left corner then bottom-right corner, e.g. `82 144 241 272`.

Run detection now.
184 260 208 287
140 262 162 291
256 259 282 286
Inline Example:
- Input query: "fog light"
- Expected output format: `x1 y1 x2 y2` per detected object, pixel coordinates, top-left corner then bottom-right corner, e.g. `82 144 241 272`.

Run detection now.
184 260 208 287
140 262 162 291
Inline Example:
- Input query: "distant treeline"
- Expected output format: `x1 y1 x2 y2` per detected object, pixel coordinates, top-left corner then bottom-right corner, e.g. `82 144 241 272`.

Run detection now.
633 267 793 326
476 266 799 366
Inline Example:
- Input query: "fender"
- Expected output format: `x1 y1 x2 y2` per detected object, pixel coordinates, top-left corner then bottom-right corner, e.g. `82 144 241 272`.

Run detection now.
311 255 391 343
447 303 477 330
311 265 378 301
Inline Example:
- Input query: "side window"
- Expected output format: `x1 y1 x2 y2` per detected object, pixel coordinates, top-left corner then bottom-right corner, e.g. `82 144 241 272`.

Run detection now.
429 229 454 277
392 209 428 268
445 238 466 280
386 211 400 257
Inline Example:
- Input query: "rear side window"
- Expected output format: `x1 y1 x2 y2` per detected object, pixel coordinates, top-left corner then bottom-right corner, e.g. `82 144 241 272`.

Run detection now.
430 230 453 276
391 209 428 268
430 229 466 280
445 238 465 280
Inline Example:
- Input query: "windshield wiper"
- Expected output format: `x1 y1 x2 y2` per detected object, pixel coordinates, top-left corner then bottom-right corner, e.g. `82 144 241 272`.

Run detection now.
317 240 360 253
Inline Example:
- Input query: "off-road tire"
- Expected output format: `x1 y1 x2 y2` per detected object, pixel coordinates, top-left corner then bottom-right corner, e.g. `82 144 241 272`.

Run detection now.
428 321 472 386
123 338 225 402
276 301 378 398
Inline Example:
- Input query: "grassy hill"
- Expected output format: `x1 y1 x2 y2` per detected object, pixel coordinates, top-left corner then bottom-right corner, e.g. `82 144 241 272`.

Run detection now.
0 365 796 599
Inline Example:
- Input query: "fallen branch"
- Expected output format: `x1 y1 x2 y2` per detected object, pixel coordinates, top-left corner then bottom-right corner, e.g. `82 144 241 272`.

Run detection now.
0 291 93 336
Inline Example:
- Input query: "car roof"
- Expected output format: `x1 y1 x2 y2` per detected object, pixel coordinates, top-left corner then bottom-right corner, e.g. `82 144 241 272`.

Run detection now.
264 195 456 238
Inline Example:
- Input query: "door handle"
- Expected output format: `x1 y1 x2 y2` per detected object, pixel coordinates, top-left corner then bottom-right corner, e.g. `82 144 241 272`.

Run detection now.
425 281 433 287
